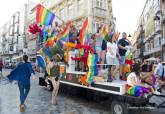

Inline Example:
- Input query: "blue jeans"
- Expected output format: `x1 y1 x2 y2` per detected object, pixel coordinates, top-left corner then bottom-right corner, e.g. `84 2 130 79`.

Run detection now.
18 81 30 105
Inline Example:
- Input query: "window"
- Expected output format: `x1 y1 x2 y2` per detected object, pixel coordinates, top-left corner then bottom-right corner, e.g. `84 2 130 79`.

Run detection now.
95 0 106 9
78 0 83 13
159 37 161 45
93 22 100 33
68 4 73 19
60 9 64 19
14 24 18 33
100 0 103 8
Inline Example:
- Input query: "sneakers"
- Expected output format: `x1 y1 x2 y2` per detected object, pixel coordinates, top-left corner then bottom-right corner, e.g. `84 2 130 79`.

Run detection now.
20 104 26 112
154 90 161 95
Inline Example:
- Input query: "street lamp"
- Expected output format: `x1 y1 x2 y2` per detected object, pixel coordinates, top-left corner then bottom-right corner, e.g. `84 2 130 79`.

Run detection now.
128 34 131 37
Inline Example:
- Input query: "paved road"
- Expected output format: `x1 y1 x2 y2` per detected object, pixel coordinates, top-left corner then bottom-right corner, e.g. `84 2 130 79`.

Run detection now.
0 69 165 114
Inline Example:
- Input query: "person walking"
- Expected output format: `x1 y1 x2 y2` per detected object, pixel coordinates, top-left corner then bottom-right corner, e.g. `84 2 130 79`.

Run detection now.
46 58 60 105
118 32 131 80
7 55 35 112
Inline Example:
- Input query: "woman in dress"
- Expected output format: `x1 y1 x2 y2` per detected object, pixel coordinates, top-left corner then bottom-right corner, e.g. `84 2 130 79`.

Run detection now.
106 33 120 82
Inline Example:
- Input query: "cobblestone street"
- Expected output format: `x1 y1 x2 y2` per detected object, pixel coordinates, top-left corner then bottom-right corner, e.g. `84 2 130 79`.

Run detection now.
0 69 165 114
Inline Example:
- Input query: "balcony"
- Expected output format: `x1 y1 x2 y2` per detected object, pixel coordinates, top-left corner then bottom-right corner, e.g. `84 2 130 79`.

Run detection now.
155 7 161 15
162 14 165 24
1 51 13 55
162 38 165 45
144 46 162 56
137 38 143 48
155 25 161 33
93 7 107 18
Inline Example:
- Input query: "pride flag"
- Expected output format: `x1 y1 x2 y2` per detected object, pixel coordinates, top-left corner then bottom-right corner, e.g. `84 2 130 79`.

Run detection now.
58 21 71 42
79 17 90 46
101 26 109 41
36 4 55 26
45 36 56 48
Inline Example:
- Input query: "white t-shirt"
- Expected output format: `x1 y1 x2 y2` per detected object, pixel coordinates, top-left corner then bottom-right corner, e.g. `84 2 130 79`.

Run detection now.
127 72 139 86
106 42 117 58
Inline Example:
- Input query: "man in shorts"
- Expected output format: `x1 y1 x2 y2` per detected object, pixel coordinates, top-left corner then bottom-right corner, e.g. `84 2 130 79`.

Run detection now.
118 32 131 80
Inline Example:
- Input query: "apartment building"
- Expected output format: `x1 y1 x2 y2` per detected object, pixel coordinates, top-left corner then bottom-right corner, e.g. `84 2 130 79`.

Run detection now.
40 0 115 33
0 4 28 63
26 1 38 61
132 0 165 61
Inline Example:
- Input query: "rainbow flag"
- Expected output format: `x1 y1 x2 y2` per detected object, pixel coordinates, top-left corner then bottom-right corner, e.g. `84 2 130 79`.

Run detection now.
101 26 109 41
86 54 98 84
57 22 71 42
45 36 56 48
79 17 90 46
36 4 55 26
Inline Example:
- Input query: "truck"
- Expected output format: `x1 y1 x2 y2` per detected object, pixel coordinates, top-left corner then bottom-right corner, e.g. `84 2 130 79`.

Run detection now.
39 57 165 114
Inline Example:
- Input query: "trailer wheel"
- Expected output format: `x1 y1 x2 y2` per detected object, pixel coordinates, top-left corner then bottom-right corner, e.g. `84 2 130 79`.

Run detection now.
111 101 128 114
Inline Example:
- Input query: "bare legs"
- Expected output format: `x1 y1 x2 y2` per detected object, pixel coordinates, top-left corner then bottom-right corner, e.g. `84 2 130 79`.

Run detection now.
51 78 60 105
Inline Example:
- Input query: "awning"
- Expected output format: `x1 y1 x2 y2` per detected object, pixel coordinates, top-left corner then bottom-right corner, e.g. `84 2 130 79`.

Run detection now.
146 57 159 61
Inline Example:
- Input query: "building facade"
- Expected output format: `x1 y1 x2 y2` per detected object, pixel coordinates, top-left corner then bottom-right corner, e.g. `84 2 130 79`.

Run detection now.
132 0 165 61
40 0 115 33
161 0 165 61
0 4 28 63
26 1 38 62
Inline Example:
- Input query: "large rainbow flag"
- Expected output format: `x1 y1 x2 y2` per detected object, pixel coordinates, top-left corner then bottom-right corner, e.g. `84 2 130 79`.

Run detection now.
36 4 55 26
79 17 90 46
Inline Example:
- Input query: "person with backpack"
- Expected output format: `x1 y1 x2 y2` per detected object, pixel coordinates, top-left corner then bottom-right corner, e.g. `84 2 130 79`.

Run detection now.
7 55 35 112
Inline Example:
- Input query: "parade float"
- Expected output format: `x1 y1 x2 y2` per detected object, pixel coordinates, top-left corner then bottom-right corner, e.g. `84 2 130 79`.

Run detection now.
28 4 165 114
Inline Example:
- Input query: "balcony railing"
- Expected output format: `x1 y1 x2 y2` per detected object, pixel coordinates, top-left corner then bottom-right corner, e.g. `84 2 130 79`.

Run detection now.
162 38 165 45
144 46 162 56
154 6 161 15
93 7 107 18
155 25 161 33
162 14 165 24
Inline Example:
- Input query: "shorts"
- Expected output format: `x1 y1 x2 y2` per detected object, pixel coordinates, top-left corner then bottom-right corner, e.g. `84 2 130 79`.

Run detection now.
106 56 119 65
119 56 126 65
96 47 102 53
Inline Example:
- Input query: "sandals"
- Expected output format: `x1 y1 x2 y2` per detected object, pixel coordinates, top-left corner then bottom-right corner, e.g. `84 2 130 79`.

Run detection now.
20 104 26 112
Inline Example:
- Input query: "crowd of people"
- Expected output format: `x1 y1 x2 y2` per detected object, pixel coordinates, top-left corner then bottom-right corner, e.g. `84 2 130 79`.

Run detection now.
0 22 165 113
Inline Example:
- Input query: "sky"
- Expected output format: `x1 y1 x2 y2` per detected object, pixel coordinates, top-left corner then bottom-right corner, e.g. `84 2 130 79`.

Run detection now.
112 0 146 35
0 0 39 27
0 0 146 35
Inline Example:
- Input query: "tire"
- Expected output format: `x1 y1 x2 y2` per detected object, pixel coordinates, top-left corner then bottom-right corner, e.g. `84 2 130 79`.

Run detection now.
111 101 128 114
